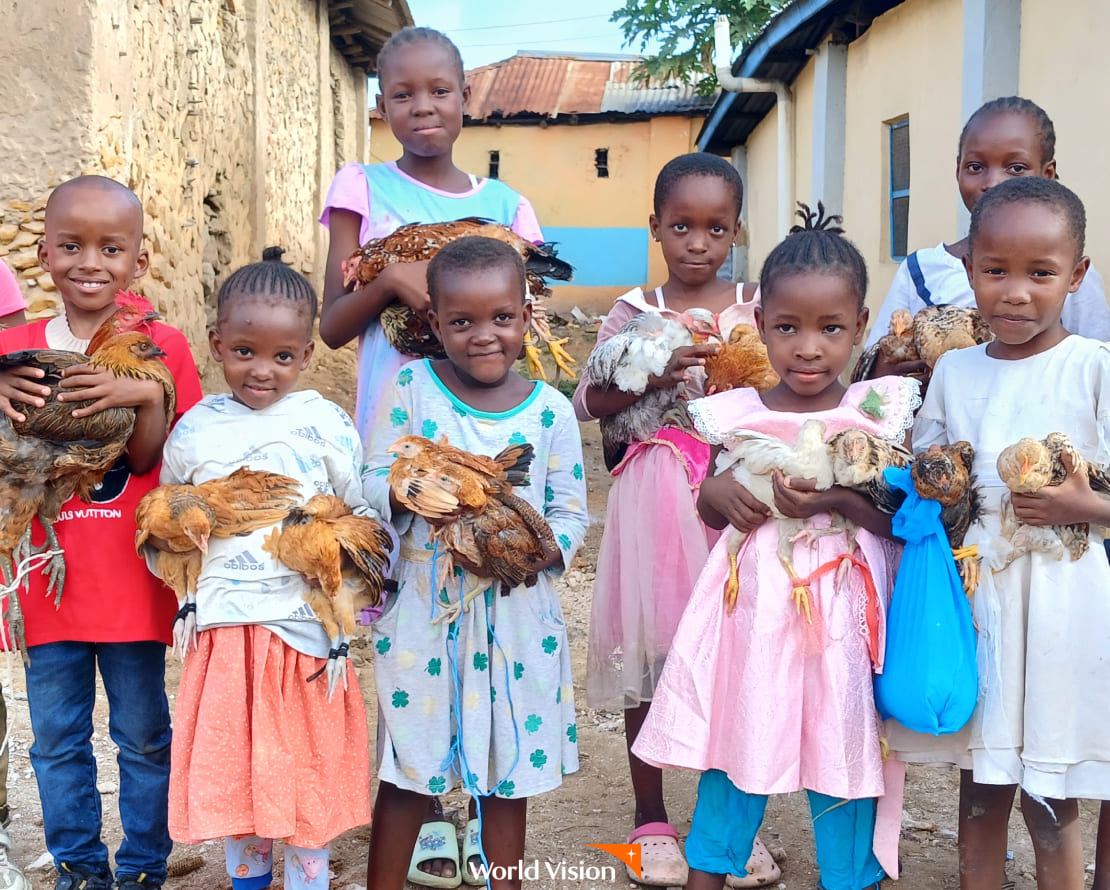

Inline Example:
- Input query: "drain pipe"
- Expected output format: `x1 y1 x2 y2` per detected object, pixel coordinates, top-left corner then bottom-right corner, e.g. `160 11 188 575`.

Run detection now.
714 14 794 236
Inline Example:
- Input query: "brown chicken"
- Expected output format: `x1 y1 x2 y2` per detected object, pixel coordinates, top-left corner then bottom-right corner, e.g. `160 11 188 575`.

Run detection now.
262 494 395 697
996 432 1110 565
135 467 304 653
828 428 913 515
386 435 557 607
0 330 177 661
341 217 576 378
914 305 993 368
878 309 920 366
704 323 780 395
912 441 983 592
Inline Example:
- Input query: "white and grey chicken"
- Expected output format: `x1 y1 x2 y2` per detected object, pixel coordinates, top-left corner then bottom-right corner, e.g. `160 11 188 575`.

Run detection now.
586 310 713 468
714 419 838 618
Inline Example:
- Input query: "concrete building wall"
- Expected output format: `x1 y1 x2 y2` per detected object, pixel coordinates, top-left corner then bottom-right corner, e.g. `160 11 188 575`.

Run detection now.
369 114 703 309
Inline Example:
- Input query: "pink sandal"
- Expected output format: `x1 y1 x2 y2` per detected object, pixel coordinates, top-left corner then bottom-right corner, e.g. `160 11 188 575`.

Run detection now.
628 822 689 886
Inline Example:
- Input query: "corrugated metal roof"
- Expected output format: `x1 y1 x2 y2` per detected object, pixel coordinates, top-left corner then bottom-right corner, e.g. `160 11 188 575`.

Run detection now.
698 0 906 152
465 53 716 123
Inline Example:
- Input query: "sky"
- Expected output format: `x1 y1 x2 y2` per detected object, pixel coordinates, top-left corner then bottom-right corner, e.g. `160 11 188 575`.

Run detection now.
399 1 662 70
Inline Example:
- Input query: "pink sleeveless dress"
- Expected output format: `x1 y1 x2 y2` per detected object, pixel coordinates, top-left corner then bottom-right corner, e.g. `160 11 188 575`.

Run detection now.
585 286 760 709
632 378 918 801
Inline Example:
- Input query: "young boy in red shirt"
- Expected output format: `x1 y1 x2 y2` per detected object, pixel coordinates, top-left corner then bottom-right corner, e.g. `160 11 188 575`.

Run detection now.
0 175 202 890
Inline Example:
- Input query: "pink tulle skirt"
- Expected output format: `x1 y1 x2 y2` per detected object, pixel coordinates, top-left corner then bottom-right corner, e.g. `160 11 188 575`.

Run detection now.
586 432 719 709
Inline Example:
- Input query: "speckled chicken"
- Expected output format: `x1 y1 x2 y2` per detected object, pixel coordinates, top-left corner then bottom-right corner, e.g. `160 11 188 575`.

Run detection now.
852 304 992 384
996 432 1110 566
135 467 304 656
912 442 982 591
585 311 699 469
263 494 394 698
387 435 556 606
828 428 913 515
0 328 176 661
341 217 576 378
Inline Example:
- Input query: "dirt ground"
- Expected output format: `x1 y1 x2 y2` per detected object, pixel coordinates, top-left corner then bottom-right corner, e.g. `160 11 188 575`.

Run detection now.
2 310 1104 889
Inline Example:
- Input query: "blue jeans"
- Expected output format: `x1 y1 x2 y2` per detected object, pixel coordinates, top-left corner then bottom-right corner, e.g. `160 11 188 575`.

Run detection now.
26 641 172 882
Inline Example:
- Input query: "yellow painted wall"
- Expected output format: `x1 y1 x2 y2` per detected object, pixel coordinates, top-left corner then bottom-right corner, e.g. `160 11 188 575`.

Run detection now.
370 115 703 310
843 0 963 311
1019 0 1110 266
742 0 963 318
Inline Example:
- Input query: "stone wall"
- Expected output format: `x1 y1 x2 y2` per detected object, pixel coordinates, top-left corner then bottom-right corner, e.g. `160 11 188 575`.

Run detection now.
0 0 370 375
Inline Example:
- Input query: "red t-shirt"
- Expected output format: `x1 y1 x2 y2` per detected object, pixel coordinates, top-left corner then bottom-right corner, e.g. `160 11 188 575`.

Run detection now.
0 319 203 646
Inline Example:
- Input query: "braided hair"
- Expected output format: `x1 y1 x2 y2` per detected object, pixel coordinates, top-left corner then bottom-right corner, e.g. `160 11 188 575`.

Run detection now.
970 176 1085 258
653 152 744 218
959 96 1056 167
759 202 868 308
377 26 465 86
216 248 318 332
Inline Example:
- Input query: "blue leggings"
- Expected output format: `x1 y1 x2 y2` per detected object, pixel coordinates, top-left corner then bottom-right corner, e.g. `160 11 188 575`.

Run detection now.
685 770 884 890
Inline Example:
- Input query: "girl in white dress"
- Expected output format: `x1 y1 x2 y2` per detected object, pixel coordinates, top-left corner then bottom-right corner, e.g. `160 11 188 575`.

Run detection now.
890 177 1110 890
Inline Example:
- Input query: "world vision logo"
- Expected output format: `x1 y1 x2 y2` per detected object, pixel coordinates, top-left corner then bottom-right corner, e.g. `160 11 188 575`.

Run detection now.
584 842 640 878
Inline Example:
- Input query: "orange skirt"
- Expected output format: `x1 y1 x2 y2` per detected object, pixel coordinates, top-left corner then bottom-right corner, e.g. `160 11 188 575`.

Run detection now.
169 625 371 848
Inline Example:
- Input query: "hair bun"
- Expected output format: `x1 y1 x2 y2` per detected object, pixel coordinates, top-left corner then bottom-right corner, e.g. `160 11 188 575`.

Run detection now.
262 246 285 262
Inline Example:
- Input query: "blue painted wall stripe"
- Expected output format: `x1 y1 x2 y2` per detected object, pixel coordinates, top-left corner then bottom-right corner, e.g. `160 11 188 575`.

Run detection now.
542 226 648 288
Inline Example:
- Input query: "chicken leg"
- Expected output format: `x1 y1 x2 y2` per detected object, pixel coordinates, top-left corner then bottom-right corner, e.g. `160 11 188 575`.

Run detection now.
0 563 28 666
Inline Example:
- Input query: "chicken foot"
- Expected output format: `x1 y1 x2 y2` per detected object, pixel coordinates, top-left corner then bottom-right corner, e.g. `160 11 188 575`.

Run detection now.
37 516 66 608
0 562 28 666
172 594 198 661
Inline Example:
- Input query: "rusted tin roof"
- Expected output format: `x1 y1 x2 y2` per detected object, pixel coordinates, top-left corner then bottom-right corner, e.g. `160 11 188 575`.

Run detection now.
464 52 716 123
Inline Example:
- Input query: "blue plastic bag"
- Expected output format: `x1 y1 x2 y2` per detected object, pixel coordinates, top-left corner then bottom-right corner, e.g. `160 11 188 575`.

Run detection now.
874 466 978 734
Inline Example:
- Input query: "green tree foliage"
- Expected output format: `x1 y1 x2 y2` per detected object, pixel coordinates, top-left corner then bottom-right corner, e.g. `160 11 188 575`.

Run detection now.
611 1 782 93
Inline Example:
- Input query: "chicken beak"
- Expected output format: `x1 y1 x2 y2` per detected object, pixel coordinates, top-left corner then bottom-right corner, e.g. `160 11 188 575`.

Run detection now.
185 529 209 554
893 317 907 336
1019 455 1031 484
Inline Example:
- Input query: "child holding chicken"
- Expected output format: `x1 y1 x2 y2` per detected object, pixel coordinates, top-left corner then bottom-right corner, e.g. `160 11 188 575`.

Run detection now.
632 206 920 890
0 175 201 890
362 236 588 890
888 177 1110 890
145 256 394 890
574 152 779 887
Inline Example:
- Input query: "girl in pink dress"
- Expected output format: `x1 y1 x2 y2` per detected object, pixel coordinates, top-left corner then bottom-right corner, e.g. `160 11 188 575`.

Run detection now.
633 206 919 890
575 154 777 887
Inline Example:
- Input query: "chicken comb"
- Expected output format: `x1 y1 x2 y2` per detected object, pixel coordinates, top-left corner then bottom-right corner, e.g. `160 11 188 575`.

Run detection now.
115 290 155 314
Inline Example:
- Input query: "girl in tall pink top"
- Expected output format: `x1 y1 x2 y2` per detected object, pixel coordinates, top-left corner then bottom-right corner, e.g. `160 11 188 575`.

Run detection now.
575 153 776 887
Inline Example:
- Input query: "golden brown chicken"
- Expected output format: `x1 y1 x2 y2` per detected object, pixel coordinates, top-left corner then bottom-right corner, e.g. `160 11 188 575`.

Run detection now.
135 467 304 622
912 442 982 591
263 494 395 696
996 432 1110 564
342 217 576 378
704 323 780 395
386 435 556 606
0 330 177 660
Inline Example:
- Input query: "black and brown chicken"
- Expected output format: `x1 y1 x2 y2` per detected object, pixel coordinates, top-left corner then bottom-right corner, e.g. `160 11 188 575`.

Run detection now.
996 432 1110 565
135 467 305 656
341 217 576 379
386 435 557 613
0 319 176 661
828 428 914 515
911 442 982 591
263 494 395 698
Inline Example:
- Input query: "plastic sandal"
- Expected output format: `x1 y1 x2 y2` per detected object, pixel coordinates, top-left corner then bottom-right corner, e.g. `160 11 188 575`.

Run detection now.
628 822 689 886
407 820 462 889
460 820 486 886
725 835 782 887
